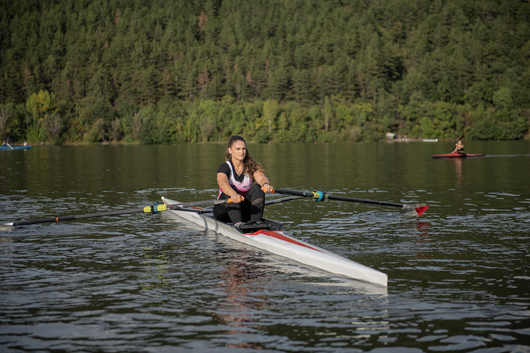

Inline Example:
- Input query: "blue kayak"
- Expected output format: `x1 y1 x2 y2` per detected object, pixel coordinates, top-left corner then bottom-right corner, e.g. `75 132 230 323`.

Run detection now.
0 145 32 150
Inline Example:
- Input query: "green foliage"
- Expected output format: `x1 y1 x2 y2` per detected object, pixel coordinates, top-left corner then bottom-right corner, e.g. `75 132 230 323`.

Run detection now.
467 106 528 140
1 0 528 144
26 90 57 124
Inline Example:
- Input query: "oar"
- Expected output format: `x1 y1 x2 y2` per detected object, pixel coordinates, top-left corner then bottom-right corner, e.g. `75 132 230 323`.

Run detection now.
163 195 306 214
265 195 305 205
6 143 14 150
3 198 241 227
273 189 430 217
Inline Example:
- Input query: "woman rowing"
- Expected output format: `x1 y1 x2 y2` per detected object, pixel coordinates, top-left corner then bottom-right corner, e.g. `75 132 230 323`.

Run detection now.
213 135 274 228
451 139 465 154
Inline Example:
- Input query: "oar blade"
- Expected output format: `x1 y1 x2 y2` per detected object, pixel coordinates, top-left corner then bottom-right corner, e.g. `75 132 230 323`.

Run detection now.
400 204 430 217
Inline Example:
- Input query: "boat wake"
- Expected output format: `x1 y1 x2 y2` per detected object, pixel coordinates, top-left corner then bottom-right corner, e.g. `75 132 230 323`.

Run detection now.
483 154 530 157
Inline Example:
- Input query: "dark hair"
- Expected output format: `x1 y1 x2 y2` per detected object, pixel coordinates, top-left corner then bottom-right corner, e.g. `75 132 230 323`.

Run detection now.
225 135 264 179
226 135 245 151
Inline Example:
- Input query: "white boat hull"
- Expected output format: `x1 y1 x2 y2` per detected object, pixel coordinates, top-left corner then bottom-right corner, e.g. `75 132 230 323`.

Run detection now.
162 197 388 287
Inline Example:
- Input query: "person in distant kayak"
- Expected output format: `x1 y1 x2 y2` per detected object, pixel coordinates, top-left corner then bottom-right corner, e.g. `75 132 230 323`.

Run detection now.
2 141 6 146
451 139 465 154
213 135 274 227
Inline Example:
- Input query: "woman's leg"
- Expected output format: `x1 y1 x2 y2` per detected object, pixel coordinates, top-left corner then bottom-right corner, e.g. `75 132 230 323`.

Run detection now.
213 186 246 223
245 184 265 222
213 184 264 223
213 200 232 222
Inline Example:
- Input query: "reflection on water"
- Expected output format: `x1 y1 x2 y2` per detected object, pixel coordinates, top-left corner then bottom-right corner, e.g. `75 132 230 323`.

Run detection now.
454 158 463 188
1 142 530 352
416 221 431 260
215 250 269 350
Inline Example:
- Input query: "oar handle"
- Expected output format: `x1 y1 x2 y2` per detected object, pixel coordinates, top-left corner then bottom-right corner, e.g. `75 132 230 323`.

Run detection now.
261 185 276 193
227 196 244 203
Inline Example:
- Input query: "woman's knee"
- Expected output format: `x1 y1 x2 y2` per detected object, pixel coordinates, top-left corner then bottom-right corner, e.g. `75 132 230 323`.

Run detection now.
249 183 265 196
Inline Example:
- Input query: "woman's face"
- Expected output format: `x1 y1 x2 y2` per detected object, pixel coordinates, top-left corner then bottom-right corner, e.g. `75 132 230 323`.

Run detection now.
228 140 247 162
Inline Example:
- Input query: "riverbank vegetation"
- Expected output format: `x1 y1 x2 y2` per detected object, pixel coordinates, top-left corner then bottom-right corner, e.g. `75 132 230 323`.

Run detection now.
1 0 529 144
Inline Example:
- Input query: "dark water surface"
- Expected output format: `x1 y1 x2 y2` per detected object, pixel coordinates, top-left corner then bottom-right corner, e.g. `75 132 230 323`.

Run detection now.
1 141 529 352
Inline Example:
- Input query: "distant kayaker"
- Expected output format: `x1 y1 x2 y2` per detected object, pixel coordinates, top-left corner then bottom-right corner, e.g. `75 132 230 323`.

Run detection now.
213 135 274 228
451 139 465 154
23 141 28 146
2 141 6 146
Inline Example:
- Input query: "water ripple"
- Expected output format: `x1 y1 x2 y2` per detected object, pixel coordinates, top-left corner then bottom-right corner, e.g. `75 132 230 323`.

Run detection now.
2 144 530 352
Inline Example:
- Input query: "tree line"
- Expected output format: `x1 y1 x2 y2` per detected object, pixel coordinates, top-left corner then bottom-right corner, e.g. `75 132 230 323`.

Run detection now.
1 0 529 144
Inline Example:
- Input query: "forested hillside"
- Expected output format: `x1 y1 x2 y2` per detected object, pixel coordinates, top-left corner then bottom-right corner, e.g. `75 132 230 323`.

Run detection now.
1 0 529 144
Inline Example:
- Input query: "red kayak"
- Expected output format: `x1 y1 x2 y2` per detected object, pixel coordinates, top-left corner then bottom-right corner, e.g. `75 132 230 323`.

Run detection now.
432 152 486 159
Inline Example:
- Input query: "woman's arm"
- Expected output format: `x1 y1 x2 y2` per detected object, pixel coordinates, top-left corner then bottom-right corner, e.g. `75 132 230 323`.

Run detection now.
452 142 464 153
217 172 243 203
253 170 274 193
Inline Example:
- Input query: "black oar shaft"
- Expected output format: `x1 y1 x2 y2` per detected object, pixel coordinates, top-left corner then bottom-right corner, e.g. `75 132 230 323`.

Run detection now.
274 189 313 197
322 195 404 208
5 198 237 227
265 196 305 205
274 189 430 216
171 196 303 214
275 189 404 207
167 198 232 209
9 208 146 226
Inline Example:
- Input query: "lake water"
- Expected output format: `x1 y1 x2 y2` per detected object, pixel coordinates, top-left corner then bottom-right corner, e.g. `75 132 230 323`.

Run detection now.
1 141 529 352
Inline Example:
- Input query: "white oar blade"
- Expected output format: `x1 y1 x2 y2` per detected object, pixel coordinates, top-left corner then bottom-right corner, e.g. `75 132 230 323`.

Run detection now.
400 204 430 217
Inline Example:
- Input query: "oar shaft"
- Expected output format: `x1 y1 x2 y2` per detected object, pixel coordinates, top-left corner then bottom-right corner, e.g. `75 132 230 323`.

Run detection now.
274 189 404 207
323 195 404 208
166 198 235 209
265 195 305 205
274 189 430 216
5 198 240 227
8 208 147 226
274 189 320 198
171 196 303 214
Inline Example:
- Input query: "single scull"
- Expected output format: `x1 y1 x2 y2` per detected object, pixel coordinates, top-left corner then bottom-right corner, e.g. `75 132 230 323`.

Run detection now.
161 196 388 287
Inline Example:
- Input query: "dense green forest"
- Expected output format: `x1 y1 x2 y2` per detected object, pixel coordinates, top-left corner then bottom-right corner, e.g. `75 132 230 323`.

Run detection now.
1 0 529 144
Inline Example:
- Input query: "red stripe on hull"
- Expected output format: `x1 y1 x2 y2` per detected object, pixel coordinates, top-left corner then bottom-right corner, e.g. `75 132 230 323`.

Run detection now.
247 229 323 253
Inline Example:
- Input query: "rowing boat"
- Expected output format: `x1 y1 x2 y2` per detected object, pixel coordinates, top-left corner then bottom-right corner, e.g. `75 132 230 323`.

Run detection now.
161 196 388 287
432 152 485 159
0 145 31 150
